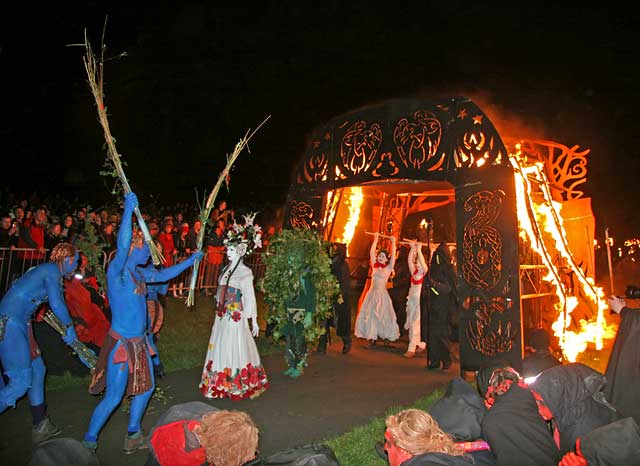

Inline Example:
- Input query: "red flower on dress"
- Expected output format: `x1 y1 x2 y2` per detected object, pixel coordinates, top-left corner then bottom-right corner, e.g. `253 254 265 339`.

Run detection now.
231 311 241 322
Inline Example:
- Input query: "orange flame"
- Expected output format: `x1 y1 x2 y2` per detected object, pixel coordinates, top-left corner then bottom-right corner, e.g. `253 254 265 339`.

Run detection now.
338 187 363 254
510 144 616 362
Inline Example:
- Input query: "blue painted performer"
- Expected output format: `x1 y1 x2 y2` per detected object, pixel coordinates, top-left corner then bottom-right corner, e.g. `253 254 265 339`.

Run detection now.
0 242 80 444
82 192 203 454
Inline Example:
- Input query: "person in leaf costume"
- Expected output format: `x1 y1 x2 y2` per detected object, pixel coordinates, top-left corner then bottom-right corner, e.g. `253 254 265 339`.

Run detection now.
261 228 339 379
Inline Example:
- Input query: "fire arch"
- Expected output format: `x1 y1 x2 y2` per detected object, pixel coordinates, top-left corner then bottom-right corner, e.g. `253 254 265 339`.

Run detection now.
283 96 610 373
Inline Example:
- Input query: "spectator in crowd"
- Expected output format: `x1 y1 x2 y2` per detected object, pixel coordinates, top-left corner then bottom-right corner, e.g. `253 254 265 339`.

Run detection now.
45 222 64 254
144 401 259 466
0 214 19 293
100 222 117 255
147 222 160 241
175 223 190 255
17 207 47 261
158 221 176 267
211 200 233 228
60 215 77 243
0 214 18 248
187 220 201 252
13 206 26 231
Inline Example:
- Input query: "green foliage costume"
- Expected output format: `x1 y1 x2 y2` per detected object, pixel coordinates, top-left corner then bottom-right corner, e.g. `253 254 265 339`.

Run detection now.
260 228 339 378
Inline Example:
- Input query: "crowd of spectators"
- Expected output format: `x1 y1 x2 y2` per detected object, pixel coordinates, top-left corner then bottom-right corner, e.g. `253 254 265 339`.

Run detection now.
0 190 282 295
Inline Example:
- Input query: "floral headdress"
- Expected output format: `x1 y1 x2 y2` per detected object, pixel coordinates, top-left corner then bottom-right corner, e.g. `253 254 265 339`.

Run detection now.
224 212 262 257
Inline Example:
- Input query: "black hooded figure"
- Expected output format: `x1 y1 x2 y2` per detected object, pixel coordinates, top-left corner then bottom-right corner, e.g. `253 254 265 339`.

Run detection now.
422 242 457 370
317 243 352 354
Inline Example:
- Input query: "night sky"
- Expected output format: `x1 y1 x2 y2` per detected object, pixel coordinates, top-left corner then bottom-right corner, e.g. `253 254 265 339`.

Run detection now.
1 3 639 240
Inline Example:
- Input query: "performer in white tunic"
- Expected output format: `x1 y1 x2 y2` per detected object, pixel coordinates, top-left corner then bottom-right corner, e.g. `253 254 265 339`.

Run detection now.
404 241 428 358
199 215 268 400
355 232 399 346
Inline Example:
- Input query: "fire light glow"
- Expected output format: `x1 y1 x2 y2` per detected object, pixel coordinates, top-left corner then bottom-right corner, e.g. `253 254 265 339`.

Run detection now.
338 187 363 253
510 144 616 362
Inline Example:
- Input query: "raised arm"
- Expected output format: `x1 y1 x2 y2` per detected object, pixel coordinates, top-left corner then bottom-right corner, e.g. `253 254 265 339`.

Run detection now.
109 193 138 275
407 243 417 270
369 233 379 266
416 245 428 274
142 250 204 283
388 236 397 269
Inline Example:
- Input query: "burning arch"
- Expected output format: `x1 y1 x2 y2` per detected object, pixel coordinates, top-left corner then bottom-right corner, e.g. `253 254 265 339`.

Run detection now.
283 96 610 373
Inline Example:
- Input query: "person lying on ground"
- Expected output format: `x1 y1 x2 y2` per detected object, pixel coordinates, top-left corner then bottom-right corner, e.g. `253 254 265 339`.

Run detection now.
144 401 259 466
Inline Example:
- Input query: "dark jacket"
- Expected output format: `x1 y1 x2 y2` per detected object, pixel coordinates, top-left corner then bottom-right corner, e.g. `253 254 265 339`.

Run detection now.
481 384 562 466
530 362 621 453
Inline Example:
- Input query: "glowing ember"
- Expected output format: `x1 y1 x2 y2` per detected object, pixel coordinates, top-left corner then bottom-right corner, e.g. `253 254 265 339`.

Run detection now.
510 146 616 362
338 187 363 254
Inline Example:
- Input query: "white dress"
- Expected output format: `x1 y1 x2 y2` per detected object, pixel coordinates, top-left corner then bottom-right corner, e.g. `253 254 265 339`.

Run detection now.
355 264 400 341
199 262 268 400
405 272 426 352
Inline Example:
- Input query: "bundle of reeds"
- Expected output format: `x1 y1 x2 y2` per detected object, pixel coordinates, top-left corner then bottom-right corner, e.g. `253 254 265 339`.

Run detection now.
185 116 271 308
82 28 163 265
43 309 98 371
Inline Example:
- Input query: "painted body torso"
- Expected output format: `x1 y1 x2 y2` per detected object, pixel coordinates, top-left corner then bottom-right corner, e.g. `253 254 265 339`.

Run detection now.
106 266 148 338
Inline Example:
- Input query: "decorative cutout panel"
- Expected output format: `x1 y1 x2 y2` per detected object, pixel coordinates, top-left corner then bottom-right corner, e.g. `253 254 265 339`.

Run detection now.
503 138 589 201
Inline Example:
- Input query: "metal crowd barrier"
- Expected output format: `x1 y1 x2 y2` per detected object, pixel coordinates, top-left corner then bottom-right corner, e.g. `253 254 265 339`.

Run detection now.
0 246 267 299
0 247 50 295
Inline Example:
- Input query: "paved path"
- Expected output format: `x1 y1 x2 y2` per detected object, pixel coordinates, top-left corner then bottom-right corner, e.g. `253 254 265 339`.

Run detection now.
1 337 459 466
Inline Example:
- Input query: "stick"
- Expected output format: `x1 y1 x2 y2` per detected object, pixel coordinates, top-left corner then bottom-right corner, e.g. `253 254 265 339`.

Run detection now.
605 227 615 295
185 116 271 308
364 231 396 240
400 238 430 246
82 24 164 265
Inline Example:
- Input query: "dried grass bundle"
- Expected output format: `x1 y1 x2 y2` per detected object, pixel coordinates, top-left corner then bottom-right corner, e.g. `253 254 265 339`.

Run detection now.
82 26 164 265
186 116 270 307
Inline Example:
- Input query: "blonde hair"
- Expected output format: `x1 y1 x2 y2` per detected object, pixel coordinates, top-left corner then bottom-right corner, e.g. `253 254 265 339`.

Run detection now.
385 409 464 457
50 243 77 269
194 410 259 466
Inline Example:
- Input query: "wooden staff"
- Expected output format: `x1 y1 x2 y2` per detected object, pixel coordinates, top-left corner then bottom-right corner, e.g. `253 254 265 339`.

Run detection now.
364 231 396 240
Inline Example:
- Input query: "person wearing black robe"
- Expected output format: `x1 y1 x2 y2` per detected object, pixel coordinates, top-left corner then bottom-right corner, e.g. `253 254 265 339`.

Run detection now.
422 242 457 370
317 243 352 354
480 368 562 466
604 295 640 426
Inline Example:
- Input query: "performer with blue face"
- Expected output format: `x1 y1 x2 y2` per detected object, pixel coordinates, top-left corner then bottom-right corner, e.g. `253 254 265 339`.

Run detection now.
82 192 203 454
0 242 80 443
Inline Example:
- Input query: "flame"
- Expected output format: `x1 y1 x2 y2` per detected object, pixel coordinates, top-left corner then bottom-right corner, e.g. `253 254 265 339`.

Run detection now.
510 145 616 362
338 186 363 253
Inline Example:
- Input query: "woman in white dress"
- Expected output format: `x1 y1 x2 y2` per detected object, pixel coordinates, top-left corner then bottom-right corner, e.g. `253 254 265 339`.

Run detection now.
404 241 428 358
199 218 268 400
355 232 399 347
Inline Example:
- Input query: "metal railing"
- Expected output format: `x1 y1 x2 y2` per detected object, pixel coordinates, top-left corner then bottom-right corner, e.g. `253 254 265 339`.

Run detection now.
0 247 267 298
